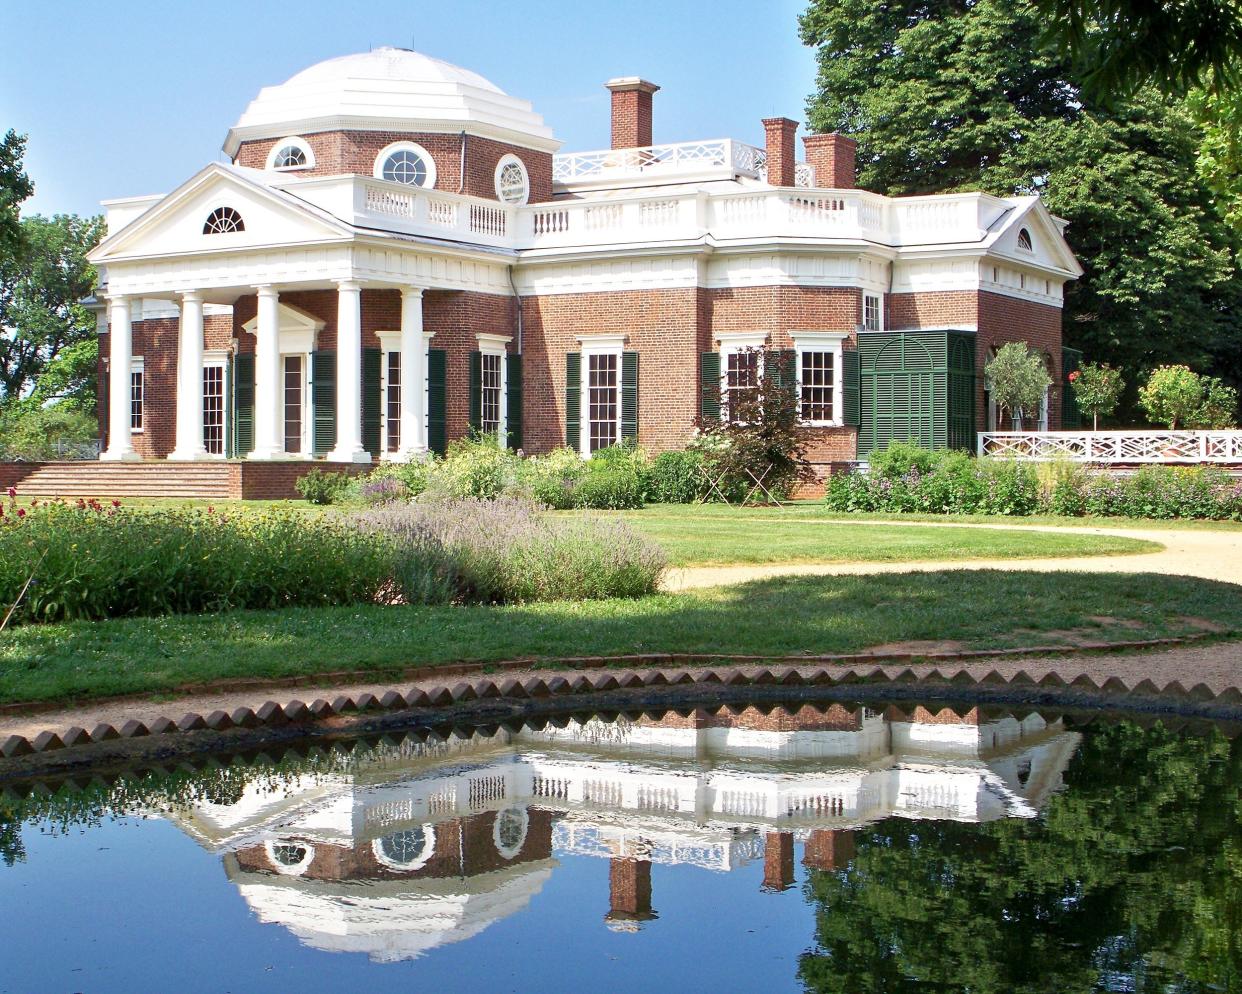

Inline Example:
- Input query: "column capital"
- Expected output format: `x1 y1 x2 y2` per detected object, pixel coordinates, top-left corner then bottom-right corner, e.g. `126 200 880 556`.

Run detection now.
335 279 363 292
400 286 425 300
102 291 130 306
255 284 279 299
179 290 204 304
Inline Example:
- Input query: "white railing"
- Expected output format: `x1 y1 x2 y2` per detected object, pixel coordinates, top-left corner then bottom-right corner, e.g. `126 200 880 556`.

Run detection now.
552 138 814 188
979 431 1242 464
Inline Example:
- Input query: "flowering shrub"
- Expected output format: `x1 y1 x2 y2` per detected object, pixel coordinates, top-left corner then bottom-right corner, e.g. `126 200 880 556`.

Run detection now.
358 475 410 506
825 446 1242 520
0 494 392 624
353 497 666 603
294 468 352 505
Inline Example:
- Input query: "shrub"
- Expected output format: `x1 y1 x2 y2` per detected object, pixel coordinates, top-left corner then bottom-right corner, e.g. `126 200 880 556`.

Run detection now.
1071 362 1124 430
1137 365 1237 429
0 499 393 624
574 466 644 510
358 475 409 505
295 468 352 505
519 447 586 509
354 497 666 603
869 441 939 480
644 449 706 503
425 436 521 500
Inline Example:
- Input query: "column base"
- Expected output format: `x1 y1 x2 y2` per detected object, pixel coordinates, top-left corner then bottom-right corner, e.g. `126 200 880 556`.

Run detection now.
388 446 430 464
99 448 141 462
245 447 285 461
167 448 211 462
325 447 372 464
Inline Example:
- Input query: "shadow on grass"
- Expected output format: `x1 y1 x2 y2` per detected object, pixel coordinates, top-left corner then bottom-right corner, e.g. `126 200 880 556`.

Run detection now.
2 570 1239 705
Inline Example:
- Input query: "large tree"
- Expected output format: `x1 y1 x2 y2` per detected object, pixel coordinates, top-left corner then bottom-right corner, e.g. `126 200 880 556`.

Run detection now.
0 131 33 262
799 0 1241 413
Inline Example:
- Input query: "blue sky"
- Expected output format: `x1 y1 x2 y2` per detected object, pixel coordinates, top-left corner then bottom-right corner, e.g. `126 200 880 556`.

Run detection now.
1 0 818 218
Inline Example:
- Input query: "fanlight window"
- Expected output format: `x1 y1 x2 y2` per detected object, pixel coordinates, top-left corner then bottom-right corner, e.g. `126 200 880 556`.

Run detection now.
382 149 430 186
271 843 308 867
1017 227 1033 251
273 144 307 169
496 158 529 204
378 828 429 866
203 207 244 235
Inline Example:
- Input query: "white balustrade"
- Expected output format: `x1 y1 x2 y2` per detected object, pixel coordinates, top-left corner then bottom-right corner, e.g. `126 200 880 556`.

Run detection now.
978 430 1242 464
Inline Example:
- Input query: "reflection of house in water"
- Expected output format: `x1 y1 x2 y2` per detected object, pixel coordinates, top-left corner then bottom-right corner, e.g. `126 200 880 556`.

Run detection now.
170 706 1080 960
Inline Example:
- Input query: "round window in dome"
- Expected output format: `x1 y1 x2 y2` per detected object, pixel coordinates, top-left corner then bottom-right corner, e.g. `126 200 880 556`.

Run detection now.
264 839 314 875
492 806 529 859
495 155 529 205
374 141 436 189
266 137 314 171
371 825 436 871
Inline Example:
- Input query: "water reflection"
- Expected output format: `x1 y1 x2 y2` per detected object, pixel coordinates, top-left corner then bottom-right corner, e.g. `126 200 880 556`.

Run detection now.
164 705 1077 961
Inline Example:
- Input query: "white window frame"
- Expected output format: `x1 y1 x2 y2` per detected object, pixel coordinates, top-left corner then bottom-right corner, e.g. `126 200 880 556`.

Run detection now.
494 154 530 205
376 330 437 459
863 293 883 332
716 332 767 424
265 136 315 172
477 333 511 442
279 351 311 455
791 332 849 427
202 350 228 458
373 140 437 189
130 357 144 433
576 334 626 458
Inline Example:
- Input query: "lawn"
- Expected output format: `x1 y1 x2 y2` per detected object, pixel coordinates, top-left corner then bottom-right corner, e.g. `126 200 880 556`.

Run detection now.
2 570 1238 705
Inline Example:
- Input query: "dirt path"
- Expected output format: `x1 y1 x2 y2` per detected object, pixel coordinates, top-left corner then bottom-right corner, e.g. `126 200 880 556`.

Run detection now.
664 520 1242 589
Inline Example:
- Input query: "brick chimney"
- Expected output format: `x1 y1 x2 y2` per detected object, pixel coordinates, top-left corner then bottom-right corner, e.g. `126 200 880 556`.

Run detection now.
803 830 856 872
762 117 799 187
606 77 660 149
606 858 656 924
802 133 858 189
761 831 796 891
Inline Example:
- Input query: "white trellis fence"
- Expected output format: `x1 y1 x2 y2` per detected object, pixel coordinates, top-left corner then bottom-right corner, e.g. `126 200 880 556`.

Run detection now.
978 430 1242 464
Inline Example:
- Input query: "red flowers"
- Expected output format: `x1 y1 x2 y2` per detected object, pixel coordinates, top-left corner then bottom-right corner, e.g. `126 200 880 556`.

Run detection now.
15 508 24 518
6 487 14 499
1068 370 1080 383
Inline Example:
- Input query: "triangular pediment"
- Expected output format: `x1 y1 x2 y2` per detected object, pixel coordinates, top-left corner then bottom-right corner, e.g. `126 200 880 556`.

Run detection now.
987 197 1083 277
90 164 353 263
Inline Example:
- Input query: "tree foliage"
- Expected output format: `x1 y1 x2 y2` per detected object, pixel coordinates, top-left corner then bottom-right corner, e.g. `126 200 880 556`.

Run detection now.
799 0 1241 416
985 342 1051 426
1139 363 1239 428
1071 360 1124 428
0 130 33 261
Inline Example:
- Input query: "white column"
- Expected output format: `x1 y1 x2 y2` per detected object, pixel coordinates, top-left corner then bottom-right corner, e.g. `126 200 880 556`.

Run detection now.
327 279 370 462
169 291 207 460
100 294 138 461
250 285 282 459
397 287 427 459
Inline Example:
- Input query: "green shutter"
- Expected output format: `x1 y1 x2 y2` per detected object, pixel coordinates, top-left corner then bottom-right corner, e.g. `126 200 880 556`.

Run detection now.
311 350 336 456
362 348 381 456
700 352 721 422
765 349 797 393
232 351 255 456
506 353 523 450
842 349 861 427
468 351 483 433
621 351 638 444
565 352 581 451
427 348 447 455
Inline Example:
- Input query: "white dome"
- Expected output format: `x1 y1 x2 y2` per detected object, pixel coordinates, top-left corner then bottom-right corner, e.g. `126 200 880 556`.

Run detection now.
224 47 558 155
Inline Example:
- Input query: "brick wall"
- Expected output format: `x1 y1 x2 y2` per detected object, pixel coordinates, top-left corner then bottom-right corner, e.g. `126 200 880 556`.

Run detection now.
709 285 861 342
885 290 978 330
978 290 1063 429
234 130 554 203
0 463 40 491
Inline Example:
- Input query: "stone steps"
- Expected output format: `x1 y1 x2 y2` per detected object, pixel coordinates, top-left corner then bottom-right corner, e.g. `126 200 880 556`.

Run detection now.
10 462 233 498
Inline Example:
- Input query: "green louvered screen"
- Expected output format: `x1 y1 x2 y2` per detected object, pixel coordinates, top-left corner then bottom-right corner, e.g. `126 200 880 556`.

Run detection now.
506 353 523 450
565 352 581 450
361 348 381 456
232 351 255 457
842 349 861 427
700 352 721 422
857 331 976 457
311 350 336 456
765 349 797 392
621 351 638 444
468 351 483 433
427 348 447 455
1061 346 1083 429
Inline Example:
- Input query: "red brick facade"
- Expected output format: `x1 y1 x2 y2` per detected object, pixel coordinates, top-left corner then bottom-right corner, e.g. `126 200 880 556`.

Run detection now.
607 80 658 150
762 118 798 188
234 130 554 203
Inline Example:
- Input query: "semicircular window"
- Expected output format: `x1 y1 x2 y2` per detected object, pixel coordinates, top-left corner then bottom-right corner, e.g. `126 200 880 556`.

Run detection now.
1017 227 1033 251
270 843 308 867
273 144 307 169
382 149 430 187
379 827 429 866
203 207 245 235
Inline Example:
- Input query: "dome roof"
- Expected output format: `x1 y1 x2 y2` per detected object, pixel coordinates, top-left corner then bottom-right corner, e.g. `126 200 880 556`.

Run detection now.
224 47 558 155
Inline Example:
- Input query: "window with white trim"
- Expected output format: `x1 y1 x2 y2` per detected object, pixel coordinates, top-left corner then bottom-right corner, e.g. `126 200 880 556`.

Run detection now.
863 294 882 331
792 333 848 426
1017 227 1033 251
130 359 144 432
481 353 503 436
374 141 437 188
203 207 244 234
384 350 401 453
724 350 760 422
203 363 225 455
587 353 619 452
266 137 314 171
495 155 529 205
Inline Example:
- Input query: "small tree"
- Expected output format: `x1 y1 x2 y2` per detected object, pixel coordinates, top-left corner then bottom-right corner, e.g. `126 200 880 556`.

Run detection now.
984 343 1052 430
1071 361 1125 430
1139 365 1206 429
1192 376 1239 428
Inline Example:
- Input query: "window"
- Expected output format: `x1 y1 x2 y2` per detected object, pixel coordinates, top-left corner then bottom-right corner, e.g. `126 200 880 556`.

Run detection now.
203 364 225 455
203 207 244 234
266 137 314 171
863 294 881 331
283 355 304 453
1017 227 1033 251
265 839 315 875
374 141 436 188
385 350 401 453
723 350 760 422
481 352 503 436
495 154 529 205
587 353 619 452
372 825 436 871
493 807 529 859
130 362 144 432
799 350 835 423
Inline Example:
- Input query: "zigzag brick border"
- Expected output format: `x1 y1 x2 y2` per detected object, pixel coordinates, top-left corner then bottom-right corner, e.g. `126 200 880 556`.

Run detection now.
2 631 1240 762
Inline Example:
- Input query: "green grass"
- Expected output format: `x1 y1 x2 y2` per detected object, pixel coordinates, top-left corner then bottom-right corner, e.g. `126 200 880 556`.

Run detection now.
2 570 1238 705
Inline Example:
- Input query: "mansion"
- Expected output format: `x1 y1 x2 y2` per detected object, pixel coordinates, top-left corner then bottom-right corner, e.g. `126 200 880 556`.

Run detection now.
87 47 1083 482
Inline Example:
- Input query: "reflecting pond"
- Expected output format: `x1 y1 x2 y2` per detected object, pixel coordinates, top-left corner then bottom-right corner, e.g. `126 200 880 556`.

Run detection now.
2 703 1239 992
